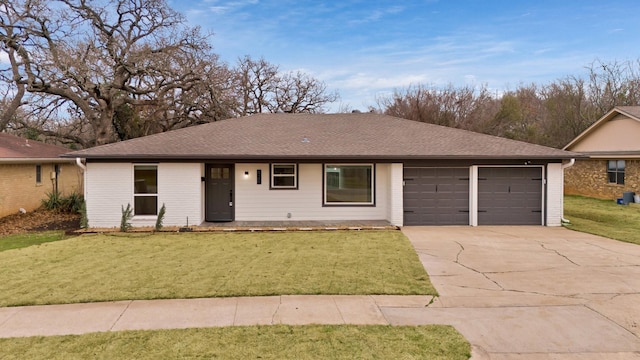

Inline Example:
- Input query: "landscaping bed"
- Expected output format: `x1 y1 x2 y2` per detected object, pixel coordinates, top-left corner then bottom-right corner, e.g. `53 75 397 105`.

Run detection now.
0 209 80 236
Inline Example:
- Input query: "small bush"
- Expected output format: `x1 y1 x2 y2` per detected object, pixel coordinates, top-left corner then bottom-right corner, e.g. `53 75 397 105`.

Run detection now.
79 200 88 228
120 204 133 232
42 192 84 213
155 203 166 231
63 192 84 213
41 191 62 210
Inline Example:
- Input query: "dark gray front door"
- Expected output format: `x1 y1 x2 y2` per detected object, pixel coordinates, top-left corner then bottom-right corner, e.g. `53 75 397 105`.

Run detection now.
478 167 542 225
403 167 470 225
205 164 234 222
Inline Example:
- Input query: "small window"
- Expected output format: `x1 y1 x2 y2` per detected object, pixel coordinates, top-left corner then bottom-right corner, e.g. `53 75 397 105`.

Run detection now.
271 164 297 189
324 164 374 205
607 160 625 185
134 165 158 215
35 164 42 184
211 167 230 179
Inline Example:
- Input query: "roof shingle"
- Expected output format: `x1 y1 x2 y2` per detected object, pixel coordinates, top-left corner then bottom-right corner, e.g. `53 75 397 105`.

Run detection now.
66 113 578 160
0 133 72 159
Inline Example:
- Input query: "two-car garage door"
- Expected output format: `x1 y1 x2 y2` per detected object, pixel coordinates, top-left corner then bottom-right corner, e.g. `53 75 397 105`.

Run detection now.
403 167 543 225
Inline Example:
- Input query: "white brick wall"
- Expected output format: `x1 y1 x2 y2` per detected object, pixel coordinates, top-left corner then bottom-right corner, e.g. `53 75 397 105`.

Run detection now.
86 162 203 228
546 162 564 226
234 163 390 221
387 163 403 226
155 163 202 227
86 162 132 228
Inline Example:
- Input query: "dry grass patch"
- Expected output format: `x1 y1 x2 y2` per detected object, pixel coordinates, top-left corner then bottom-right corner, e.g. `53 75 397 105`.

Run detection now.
0 325 470 360
0 230 435 306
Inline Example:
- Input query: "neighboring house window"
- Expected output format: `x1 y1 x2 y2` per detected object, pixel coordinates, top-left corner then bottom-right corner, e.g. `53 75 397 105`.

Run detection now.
35 164 42 184
607 160 625 185
134 165 158 215
324 164 374 205
271 163 298 189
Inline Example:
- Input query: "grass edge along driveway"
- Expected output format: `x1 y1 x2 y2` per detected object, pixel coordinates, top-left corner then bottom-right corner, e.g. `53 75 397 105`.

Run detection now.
0 325 470 360
0 230 435 307
564 195 640 245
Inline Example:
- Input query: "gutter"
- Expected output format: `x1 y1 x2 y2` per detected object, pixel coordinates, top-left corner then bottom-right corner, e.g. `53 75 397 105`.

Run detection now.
0 158 77 164
560 158 576 224
75 157 87 171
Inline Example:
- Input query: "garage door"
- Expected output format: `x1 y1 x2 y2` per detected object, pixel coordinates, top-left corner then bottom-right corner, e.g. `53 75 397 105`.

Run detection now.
478 167 542 225
403 168 469 225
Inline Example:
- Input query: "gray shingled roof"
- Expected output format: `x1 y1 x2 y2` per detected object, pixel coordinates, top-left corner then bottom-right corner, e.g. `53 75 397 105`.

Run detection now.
0 133 72 159
66 113 577 160
616 106 640 119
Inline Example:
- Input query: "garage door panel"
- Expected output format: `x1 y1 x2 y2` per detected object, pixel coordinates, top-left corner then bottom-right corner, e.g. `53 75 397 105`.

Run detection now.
478 167 542 225
403 167 469 225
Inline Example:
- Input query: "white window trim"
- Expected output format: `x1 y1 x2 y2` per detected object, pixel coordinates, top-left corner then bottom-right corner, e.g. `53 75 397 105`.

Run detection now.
133 164 159 217
270 163 298 189
323 163 375 206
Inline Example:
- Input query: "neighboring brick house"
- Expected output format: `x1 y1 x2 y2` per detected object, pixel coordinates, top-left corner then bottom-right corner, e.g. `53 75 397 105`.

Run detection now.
0 133 83 218
564 106 640 199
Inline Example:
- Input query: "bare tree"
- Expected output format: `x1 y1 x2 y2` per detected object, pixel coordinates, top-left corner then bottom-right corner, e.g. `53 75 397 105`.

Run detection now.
586 59 640 115
233 56 338 115
380 84 498 130
0 0 233 147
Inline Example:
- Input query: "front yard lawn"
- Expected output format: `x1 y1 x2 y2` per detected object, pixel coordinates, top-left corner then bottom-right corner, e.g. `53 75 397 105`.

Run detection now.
0 230 435 307
564 195 640 245
0 325 470 360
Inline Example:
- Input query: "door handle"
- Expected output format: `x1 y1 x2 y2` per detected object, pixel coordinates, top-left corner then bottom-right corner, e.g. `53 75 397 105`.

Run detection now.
229 189 233 207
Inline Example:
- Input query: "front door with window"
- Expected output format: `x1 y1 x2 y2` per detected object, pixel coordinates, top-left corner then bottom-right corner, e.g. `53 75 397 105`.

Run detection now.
205 164 234 222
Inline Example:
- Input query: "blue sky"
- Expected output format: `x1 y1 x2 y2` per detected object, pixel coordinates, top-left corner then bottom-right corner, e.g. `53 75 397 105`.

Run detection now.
171 0 640 112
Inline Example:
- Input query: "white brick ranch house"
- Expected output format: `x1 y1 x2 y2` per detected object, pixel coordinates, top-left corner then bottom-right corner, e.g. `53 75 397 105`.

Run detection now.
64 113 579 228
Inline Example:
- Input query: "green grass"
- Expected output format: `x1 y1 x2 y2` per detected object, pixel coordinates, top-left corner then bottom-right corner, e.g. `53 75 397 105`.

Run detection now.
0 325 470 360
0 231 71 252
0 231 435 307
564 195 640 245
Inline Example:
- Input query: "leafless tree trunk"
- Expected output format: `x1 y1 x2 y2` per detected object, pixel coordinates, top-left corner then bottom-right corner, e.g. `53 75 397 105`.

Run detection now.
0 0 233 147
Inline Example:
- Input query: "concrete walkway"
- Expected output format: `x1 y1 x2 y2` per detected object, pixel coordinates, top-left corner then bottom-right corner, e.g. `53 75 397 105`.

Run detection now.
397 226 640 359
0 295 431 338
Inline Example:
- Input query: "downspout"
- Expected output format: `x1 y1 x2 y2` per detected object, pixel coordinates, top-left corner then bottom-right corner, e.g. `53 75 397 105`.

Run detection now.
560 158 576 224
75 157 86 171
75 158 87 200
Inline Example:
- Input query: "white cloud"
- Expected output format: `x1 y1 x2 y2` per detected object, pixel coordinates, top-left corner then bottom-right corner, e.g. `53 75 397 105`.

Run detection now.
0 50 9 64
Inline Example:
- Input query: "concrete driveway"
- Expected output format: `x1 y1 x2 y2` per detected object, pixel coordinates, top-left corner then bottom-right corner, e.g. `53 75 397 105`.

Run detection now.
391 226 640 359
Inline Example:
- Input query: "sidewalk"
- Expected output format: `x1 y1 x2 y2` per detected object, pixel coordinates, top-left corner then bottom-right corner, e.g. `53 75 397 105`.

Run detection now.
0 295 432 338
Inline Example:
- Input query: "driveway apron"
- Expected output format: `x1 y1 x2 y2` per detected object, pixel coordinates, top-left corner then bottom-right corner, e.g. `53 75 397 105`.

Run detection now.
393 226 640 359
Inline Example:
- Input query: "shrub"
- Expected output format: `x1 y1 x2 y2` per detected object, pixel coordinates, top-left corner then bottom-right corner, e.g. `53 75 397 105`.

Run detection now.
63 192 84 213
120 204 133 232
79 200 89 228
41 191 62 210
42 192 84 213
155 203 166 231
